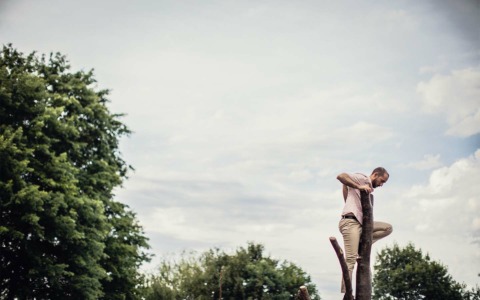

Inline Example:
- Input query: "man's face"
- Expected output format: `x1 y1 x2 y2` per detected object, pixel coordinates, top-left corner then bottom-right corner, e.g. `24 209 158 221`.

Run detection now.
372 173 389 188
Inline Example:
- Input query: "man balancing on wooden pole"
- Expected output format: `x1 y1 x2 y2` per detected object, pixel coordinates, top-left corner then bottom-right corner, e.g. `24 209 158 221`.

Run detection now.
336 167 393 296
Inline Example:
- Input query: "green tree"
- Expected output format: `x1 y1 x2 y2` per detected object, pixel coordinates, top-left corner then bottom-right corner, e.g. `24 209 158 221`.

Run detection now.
0 44 150 299
146 243 321 300
373 243 466 300
464 285 480 300
463 274 480 300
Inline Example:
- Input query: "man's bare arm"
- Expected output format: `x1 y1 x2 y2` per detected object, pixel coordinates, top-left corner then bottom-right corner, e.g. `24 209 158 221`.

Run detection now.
337 173 373 193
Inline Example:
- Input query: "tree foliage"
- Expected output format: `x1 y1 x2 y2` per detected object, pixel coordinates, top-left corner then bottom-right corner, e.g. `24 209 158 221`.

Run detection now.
0 44 150 299
372 243 466 300
146 242 321 300
464 284 480 300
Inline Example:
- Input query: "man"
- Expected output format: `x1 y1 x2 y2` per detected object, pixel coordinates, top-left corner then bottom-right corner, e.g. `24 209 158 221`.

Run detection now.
336 167 393 293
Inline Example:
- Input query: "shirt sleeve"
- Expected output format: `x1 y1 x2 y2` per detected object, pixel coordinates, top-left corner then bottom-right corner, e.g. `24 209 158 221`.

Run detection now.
347 173 368 187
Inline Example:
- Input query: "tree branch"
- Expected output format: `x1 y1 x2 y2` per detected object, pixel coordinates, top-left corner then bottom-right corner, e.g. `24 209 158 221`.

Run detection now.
356 191 373 299
329 237 354 300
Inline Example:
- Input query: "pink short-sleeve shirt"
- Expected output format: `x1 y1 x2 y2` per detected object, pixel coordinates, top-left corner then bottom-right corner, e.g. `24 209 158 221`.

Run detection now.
341 172 373 225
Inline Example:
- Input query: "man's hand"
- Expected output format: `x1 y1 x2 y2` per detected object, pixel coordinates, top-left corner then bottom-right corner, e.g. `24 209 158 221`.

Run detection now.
337 173 374 193
358 184 373 193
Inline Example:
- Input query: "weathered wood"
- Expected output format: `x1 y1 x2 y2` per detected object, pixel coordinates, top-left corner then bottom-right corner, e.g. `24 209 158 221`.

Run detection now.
296 285 311 300
356 191 373 299
329 237 354 300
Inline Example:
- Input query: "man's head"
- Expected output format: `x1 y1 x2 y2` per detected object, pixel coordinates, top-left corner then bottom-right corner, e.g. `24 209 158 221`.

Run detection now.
370 167 389 188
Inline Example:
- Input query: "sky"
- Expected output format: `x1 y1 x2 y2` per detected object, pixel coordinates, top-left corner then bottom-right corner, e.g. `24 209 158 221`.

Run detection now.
1 0 479 298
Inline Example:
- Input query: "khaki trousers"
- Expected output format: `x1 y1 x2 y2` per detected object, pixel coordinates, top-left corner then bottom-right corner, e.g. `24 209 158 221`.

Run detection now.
338 218 393 293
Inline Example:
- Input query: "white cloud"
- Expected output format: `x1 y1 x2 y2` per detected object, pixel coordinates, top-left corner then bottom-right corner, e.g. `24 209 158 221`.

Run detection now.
401 154 443 170
332 121 394 143
417 67 480 137
401 149 480 283
407 149 480 218
381 150 480 289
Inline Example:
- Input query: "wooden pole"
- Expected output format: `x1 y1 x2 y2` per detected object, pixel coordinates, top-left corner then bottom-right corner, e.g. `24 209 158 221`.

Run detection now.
296 285 311 300
355 191 373 299
329 237 354 300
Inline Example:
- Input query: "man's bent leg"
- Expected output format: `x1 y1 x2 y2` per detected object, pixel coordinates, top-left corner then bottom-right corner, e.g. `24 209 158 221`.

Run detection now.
372 221 393 244
339 219 362 293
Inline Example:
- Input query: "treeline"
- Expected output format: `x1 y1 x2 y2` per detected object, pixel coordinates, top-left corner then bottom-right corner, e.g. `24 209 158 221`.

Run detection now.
146 243 320 299
373 243 479 300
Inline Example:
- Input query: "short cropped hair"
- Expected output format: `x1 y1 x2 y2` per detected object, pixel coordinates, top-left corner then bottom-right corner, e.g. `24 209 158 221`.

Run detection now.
372 167 389 177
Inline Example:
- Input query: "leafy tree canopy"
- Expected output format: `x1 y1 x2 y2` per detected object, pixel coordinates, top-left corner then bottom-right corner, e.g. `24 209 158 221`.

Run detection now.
373 243 467 300
146 242 321 300
0 44 150 300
